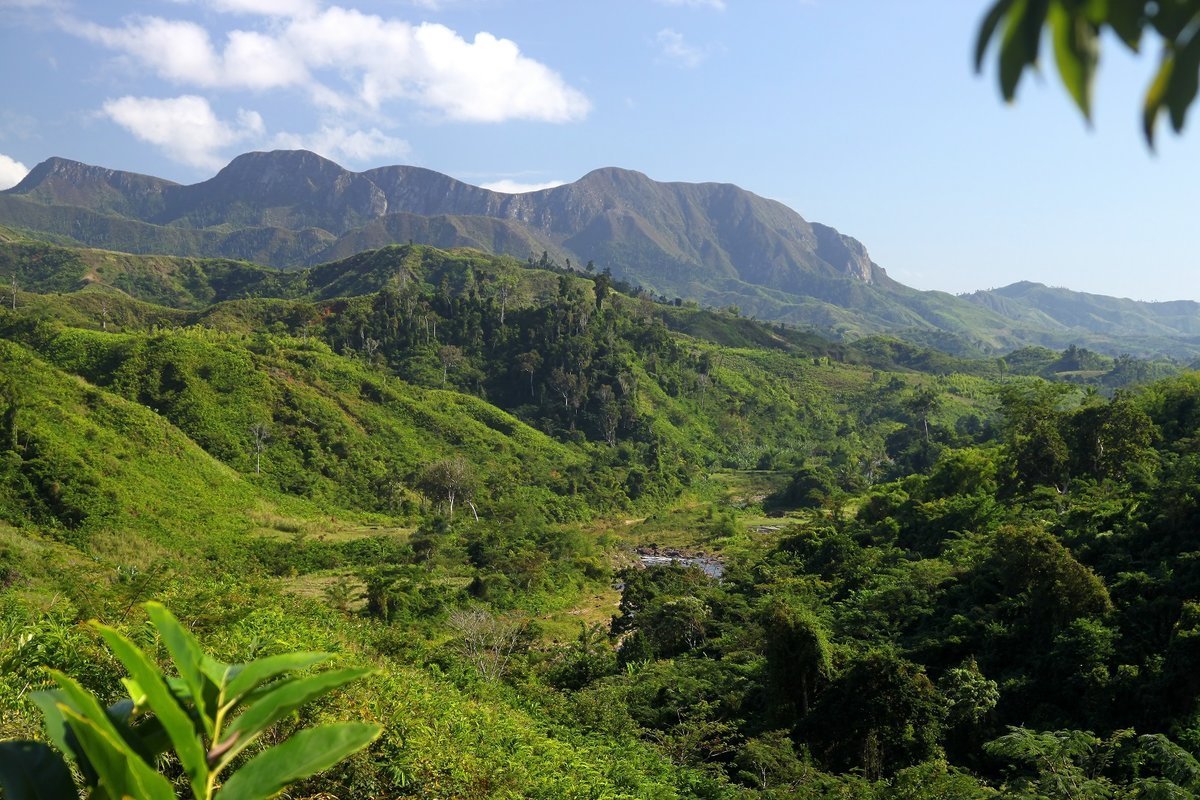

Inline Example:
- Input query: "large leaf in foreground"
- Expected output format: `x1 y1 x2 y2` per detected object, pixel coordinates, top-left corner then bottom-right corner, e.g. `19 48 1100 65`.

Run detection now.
96 622 210 798
215 722 382 800
0 740 76 800
222 651 331 708
145 602 217 732
57 706 176 800
221 667 372 765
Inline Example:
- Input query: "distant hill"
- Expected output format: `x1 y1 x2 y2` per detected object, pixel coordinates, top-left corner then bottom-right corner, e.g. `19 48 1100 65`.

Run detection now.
963 281 1200 339
6 150 1200 358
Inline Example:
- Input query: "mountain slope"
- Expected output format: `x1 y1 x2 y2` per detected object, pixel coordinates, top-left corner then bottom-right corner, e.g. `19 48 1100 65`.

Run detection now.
6 151 1200 357
965 281 1200 338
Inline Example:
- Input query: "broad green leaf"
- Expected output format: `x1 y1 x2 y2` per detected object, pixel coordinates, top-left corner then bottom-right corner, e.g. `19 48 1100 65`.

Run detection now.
57 705 176 800
30 688 100 787
145 601 215 734
121 677 146 710
1143 51 1175 144
201 653 231 687
28 690 74 761
976 0 1018 71
221 667 373 767
47 671 132 749
1000 0 1051 101
0 740 77 800
1166 33 1200 131
214 722 382 800
96 622 210 798
105 698 167 765
1105 0 1145 50
1049 1 1099 118
223 651 331 710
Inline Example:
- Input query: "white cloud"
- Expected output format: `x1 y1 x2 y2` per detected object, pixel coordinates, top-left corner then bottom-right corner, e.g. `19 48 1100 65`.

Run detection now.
479 178 564 194
656 28 706 67
208 0 318 16
285 8 590 122
74 16 308 90
271 125 410 163
223 29 310 90
77 17 223 85
69 6 588 123
656 0 725 9
0 154 29 190
101 95 264 169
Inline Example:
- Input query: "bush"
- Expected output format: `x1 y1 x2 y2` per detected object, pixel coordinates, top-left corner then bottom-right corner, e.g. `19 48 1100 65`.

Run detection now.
0 602 380 800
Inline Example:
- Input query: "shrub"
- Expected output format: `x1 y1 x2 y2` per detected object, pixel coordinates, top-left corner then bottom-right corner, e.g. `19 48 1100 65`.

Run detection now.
0 602 380 800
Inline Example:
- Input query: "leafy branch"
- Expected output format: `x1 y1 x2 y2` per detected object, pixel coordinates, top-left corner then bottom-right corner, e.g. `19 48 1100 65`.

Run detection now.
0 602 381 800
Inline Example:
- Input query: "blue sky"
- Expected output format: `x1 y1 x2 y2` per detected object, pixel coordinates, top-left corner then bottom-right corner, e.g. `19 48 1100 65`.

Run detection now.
1 0 1197 301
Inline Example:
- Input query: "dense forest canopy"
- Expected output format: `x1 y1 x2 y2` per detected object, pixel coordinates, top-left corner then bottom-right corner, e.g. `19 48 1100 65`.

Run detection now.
2 238 1200 797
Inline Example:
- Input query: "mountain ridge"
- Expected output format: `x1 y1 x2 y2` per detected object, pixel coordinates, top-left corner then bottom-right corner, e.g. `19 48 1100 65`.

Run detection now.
5 150 887 288
6 150 1200 358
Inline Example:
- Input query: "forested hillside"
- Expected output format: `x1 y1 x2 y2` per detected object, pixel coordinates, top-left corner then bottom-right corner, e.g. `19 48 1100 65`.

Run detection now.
4 238 1200 798
8 151 1200 359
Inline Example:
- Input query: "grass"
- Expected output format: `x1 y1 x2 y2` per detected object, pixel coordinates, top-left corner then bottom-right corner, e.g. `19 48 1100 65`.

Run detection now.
538 586 622 646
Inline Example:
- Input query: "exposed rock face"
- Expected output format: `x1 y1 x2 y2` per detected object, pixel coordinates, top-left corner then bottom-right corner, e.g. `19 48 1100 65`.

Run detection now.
812 223 879 284
4 150 886 289
11 150 1200 357
11 157 178 219
158 150 389 231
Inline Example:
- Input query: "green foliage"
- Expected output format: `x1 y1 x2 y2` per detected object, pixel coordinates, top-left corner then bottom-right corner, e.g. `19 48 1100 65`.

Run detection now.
807 650 946 779
0 602 380 800
977 0 1200 145
761 598 833 715
9 237 1200 798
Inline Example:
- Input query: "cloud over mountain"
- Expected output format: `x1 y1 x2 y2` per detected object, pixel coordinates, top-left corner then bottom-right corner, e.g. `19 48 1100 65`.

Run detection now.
37 1 590 171
0 153 28 190
101 95 265 170
70 4 589 123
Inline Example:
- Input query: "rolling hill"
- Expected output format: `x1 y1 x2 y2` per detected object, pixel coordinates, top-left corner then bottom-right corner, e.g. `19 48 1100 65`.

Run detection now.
5 150 1200 357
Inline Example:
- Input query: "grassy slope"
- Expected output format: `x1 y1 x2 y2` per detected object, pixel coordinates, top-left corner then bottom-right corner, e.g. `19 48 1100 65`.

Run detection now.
0 239 1013 798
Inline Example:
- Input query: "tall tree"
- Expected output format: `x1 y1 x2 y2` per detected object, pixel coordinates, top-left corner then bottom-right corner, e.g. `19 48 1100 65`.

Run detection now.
419 456 476 520
761 598 833 715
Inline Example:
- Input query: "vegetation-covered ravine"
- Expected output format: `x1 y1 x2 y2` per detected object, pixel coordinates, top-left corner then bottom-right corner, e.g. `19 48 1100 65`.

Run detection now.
4 240 1200 798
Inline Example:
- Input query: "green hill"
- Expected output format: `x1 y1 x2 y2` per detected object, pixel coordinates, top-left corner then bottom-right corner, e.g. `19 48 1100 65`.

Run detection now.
9 151 1200 358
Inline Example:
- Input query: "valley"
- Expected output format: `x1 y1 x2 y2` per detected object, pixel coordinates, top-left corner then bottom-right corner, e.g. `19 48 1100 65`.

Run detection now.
1 224 1199 796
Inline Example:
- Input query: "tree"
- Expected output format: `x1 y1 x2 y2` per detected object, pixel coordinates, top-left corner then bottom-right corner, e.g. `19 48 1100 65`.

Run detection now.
761 598 833 715
643 595 710 656
419 455 476 520
984 727 1127 800
593 268 612 311
437 344 463 387
903 384 943 441
808 650 947 779
0 375 18 451
995 380 1074 491
447 607 530 681
976 0 1200 144
248 421 270 475
362 336 381 365
938 657 1000 731
516 350 542 397
491 270 520 325
596 383 620 445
